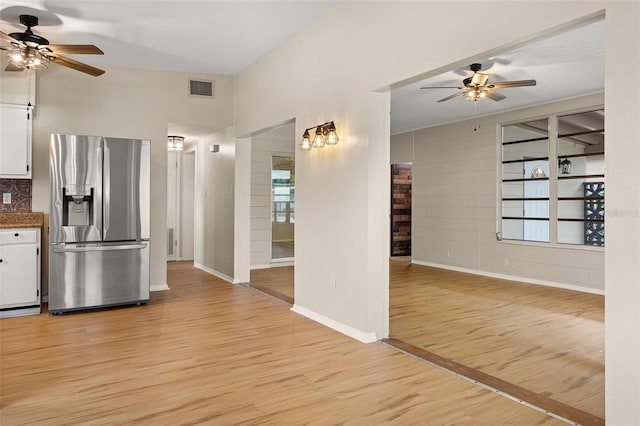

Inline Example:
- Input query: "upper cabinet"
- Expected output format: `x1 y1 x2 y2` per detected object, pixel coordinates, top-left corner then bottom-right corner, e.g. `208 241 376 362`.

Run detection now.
0 103 32 179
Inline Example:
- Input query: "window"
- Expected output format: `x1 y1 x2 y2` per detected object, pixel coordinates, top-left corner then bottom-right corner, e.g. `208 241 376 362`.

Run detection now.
271 156 295 224
500 108 604 247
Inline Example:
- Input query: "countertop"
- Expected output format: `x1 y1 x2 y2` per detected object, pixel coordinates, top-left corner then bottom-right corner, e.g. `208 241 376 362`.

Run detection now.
0 212 44 229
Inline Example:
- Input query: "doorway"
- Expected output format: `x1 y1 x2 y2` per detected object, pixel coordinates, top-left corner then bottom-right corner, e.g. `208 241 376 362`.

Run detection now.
390 163 412 257
271 155 295 261
166 148 195 262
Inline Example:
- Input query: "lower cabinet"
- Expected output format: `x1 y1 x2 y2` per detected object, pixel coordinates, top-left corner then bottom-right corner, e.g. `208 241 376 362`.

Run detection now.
0 228 41 316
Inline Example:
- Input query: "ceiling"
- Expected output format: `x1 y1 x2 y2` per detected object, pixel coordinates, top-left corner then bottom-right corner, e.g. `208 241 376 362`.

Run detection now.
0 2 604 138
391 19 605 134
0 0 336 74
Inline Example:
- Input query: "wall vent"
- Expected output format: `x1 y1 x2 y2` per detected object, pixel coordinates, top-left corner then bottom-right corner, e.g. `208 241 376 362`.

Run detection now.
189 79 214 98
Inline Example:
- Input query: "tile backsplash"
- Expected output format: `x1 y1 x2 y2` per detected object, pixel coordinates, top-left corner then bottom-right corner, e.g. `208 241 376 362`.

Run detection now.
0 178 32 212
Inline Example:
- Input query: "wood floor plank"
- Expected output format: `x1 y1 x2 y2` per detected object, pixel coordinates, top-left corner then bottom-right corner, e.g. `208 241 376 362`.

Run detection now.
250 265 294 304
389 259 604 419
0 261 561 425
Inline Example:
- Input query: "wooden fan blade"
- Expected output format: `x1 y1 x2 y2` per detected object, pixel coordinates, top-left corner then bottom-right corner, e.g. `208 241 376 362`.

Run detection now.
486 90 506 101
48 53 105 76
488 79 537 89
437 91 464 102
0 30 21 45
44 44 104 55
421 86 464 89
4 63 24 72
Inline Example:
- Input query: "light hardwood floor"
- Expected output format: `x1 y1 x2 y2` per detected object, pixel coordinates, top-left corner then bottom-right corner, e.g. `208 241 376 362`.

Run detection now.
250 265 294 304
389 259 604 421
0 261 561 425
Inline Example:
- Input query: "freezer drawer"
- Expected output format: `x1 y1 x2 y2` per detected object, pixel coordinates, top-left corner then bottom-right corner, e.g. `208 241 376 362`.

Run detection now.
49 242 149 313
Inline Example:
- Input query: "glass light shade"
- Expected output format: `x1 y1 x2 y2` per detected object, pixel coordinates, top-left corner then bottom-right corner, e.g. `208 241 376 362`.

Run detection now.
300 130 311 150
7 47 49 70
312 127 325 148
325 122 339 145
559 158 572 175
167 135 184 152
530 166 546 178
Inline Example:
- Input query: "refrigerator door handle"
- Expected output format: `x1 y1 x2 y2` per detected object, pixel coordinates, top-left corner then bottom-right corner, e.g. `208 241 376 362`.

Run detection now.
103 143 110 235
53 243 148 253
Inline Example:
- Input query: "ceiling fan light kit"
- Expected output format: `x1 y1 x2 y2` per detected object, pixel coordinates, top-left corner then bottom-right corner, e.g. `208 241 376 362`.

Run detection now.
1 14 105 76
421 62 536 103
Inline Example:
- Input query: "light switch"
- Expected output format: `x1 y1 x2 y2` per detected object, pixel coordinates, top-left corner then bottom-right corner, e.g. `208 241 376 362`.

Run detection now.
2 193 11 204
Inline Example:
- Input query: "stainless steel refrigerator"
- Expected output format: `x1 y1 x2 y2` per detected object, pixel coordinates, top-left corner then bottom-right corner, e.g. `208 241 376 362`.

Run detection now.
49 135 150 314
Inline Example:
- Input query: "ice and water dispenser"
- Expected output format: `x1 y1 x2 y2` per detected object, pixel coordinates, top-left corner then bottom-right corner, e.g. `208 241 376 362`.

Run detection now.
62 185 94 226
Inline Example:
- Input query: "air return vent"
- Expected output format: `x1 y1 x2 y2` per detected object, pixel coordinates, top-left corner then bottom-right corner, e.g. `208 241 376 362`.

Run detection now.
189 79 214 97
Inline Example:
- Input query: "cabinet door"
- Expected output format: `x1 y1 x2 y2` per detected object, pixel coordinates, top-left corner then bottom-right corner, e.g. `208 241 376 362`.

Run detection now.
0 244 39 307
0 103 32 179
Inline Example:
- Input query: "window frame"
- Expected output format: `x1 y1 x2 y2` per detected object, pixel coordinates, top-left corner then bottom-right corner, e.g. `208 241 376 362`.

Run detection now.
497 105 605 251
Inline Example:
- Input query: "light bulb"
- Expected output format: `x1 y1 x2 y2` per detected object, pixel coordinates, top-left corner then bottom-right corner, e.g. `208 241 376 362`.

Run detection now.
300 130 311 150
312 127 325 148
325 122 339 145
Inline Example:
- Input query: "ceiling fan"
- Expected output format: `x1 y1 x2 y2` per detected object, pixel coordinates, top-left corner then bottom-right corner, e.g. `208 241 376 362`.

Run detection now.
0 14 105 76
421 63 536 102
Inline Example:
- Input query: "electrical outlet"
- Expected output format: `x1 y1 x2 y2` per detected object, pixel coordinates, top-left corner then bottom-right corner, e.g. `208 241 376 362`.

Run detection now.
330 272 336 287
2 193 11 204
446 249 451 258
503 257 509 267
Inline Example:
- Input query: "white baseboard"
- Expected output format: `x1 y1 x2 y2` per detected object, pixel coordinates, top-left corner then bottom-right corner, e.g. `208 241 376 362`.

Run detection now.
251 264 272 270
251 261 294 270
194 262 234 284
291 304 377 344
150 284 170 292
411 260 605 295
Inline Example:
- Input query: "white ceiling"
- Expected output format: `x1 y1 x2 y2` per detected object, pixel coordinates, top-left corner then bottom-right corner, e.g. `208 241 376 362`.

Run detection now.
391 19 605 134
0 0 336 74
0 2 605 137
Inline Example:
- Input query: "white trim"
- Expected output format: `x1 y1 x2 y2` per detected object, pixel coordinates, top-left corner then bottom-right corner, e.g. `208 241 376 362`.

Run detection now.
270 260 294 267
0 306 41 318
411 260 604 295
291 304 378 344
251 264 272 270
194 262 235 284
151 284 170 292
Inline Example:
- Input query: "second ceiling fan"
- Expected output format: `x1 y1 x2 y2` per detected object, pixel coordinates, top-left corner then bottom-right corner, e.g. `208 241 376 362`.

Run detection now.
421 63 536 102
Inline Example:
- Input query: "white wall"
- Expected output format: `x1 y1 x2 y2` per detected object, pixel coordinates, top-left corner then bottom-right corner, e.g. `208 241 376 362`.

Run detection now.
393 93 604 292
28 65 233 291
193 128 236 280
181 151 196 261
250 122 295 268
0 58 35 105
233 1 639 423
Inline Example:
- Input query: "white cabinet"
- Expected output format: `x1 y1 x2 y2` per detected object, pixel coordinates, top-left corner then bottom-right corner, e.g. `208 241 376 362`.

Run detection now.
0 228 40 315
0 103 33 179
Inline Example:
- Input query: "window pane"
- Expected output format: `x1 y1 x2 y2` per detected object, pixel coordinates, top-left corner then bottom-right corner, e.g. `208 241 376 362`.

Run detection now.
558 109 604 157
502 119 548 143
501 119 549 243
502 200 549 218
502 140 549 162
502 219 549 242
557 109 604 247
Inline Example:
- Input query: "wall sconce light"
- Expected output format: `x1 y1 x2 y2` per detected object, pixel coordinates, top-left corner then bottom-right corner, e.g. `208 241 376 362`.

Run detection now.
167 135 184 152
300 121 339 151
530 166 546 178
559 158 572 175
